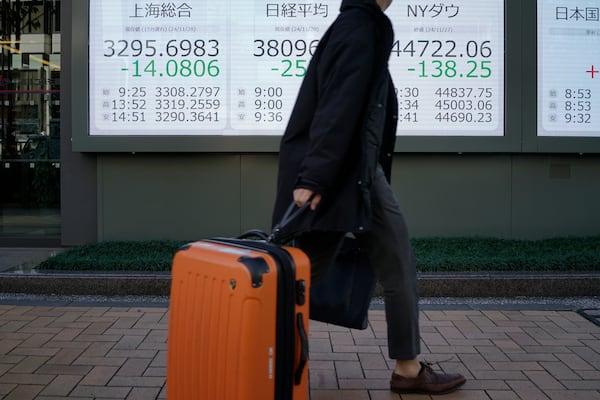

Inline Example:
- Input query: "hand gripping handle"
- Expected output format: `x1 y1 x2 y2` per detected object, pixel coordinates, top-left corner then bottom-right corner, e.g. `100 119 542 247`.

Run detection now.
237 195 314 243
268 195 314 243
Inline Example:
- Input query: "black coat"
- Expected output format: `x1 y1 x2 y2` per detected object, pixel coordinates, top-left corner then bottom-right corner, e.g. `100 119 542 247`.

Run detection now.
272 0 398 239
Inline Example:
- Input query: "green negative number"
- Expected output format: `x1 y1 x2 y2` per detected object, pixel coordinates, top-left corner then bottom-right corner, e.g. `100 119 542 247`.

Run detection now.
132 59 220 78
165 59 220 77
418 60 492 78
466 60 492 78
281 59 307 77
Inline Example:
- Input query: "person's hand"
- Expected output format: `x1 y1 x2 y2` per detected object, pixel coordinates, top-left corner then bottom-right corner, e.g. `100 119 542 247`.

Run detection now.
293 188 322 210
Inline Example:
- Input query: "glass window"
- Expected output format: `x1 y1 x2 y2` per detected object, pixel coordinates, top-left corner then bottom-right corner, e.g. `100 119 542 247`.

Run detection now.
0 0 61 243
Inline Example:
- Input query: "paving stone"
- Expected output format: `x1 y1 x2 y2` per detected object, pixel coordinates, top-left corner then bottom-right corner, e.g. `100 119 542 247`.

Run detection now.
50 328 85 342
338 377 389 390
358 352 388 370
3 383 44 400
0 382 17 396
8 355 50 373
115 358 152 377
39 374 82 396
0 339 22 355
486 390 521 400
334 360 363 379
523 370 565 390
70 384 131 398
126 386 162 400
0 373 55 390
311 389 370 399
367 390 398 400
561 379 600 390
47 347 86 365
1 304 600 399
506 380 550 400
330 331 355 345
310 369 338 389
558 350 597 370
458 353 493 371
78 366 119 386
107 376 164 387
544 389 600 400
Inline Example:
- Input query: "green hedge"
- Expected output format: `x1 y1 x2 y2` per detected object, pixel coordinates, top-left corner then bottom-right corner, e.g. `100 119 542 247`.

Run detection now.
37 240 185 272
36 237 600 273
411 237 600 272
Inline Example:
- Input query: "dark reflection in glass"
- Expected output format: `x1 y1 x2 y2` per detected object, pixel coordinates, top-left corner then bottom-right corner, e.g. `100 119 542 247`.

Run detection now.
1 0 61 242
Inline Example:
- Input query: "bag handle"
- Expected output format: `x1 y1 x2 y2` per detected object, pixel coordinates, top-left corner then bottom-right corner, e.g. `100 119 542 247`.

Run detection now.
268 195 314 243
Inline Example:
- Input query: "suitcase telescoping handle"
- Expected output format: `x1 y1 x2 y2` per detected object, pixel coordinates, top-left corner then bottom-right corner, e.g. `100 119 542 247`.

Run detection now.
269 195 314 243
237 198 313 243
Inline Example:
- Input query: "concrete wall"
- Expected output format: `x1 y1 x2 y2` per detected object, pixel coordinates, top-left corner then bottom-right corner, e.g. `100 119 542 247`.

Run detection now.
67 153 599 244
60 0 600 245
392 154 600 239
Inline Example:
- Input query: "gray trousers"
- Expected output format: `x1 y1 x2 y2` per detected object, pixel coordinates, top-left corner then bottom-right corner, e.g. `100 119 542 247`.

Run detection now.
296 166 420 360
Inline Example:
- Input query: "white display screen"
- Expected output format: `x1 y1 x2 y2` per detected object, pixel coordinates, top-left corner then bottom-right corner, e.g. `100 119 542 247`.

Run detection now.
386 1 504 136
89 0 504 137
538 1 599 137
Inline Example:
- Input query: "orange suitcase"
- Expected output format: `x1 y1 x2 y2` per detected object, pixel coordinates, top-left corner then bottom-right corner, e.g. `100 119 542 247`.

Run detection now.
167 237 310 400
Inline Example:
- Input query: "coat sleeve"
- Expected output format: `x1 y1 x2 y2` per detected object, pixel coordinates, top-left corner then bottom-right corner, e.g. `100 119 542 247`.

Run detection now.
296 12 377 194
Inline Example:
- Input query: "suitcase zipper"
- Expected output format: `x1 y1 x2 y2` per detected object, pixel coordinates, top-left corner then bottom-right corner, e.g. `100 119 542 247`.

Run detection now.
206 239 304 399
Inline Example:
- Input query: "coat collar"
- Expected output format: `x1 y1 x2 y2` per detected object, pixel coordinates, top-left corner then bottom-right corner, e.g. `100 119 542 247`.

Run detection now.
340 0 382 13
339 0 394 51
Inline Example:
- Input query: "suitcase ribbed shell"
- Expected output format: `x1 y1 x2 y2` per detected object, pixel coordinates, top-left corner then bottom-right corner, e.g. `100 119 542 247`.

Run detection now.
167 240 310 400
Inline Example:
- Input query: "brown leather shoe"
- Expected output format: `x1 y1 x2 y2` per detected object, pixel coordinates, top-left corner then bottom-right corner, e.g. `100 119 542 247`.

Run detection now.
390 362 466 395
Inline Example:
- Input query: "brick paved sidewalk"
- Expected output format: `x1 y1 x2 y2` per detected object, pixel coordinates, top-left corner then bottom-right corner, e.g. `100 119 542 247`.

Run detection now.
0 304 599 400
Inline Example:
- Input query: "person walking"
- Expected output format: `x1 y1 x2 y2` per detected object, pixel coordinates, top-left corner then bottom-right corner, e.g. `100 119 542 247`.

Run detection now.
272 0 466 395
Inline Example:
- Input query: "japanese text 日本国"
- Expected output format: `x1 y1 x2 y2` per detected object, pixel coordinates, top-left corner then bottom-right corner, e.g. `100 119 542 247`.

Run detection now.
555 7 599 21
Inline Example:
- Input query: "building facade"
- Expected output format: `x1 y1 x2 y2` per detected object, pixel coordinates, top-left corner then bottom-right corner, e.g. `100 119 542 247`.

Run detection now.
2 0 599 247
1 0 61 245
